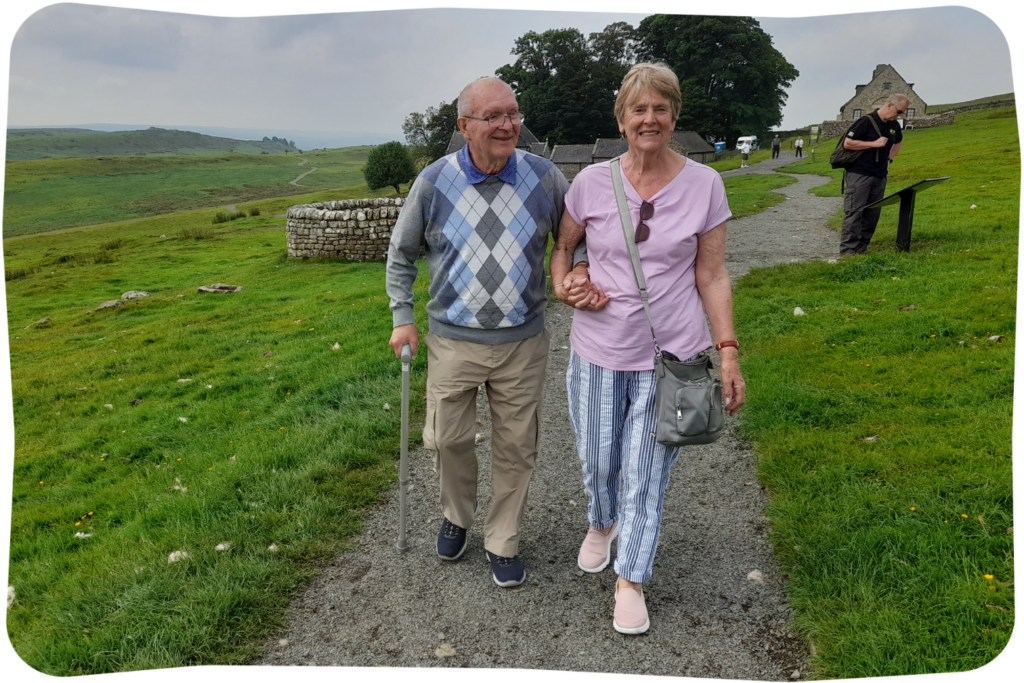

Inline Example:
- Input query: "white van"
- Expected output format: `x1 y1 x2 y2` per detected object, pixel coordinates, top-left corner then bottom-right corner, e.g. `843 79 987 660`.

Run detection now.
736 135 759 151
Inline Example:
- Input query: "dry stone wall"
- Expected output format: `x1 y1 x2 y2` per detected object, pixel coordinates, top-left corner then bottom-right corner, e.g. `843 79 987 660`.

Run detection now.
819 112 955 141
286 198 404 262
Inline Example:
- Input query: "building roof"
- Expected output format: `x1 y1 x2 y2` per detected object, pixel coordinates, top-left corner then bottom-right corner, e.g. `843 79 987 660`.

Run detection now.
444 124 540 155
529 141 550 158
671 130 715 153
550 144 595 164
840 64 921 111
592 138 628 159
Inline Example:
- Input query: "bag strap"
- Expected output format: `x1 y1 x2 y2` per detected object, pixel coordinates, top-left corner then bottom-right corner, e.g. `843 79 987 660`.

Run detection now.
610 157 662 357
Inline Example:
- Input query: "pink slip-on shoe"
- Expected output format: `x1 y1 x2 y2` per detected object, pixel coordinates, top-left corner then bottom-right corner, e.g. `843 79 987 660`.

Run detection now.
577 523 619 573
613 583 650 635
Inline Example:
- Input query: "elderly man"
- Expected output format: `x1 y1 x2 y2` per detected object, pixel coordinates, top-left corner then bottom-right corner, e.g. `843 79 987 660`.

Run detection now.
386 77 588 587
840 94 908 255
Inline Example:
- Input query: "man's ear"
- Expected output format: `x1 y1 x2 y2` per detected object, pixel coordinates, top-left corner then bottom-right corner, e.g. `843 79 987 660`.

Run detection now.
456 117 469 137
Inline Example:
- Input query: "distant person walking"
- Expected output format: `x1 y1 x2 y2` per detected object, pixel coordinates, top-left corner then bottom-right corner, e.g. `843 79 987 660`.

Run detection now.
771 134 781 159
740 139 751 168
840 94 908 255
794 136 804 158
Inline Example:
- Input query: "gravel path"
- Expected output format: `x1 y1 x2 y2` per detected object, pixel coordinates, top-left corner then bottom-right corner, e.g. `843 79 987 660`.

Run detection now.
258 156 842 677
290 157 319 186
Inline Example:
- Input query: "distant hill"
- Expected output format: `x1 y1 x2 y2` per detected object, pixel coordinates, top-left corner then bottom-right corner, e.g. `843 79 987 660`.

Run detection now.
5 127 300 161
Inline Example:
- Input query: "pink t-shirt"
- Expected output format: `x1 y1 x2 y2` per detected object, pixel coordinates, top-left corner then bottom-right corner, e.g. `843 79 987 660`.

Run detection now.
564 159 732 371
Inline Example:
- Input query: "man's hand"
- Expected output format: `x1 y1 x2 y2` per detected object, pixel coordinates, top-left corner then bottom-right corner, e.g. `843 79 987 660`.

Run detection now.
389 324 418 359
559 265 609 311
870 137 888 149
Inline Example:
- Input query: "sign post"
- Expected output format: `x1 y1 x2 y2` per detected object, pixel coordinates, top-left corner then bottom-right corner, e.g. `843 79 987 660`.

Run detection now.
864 176 952 251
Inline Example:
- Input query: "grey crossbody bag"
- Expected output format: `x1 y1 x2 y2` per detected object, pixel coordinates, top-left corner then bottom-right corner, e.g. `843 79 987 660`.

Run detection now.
609 157 725 446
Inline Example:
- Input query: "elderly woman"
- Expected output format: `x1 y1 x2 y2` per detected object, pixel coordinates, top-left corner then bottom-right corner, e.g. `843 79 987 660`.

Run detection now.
550 62 746 634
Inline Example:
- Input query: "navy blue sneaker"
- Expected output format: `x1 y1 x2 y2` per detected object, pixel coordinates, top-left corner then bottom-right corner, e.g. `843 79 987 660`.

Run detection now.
436 518 467 560
486 551 526 587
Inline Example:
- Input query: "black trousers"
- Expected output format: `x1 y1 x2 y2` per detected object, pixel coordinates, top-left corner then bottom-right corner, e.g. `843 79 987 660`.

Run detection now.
840 172 887 254
771 147 780 159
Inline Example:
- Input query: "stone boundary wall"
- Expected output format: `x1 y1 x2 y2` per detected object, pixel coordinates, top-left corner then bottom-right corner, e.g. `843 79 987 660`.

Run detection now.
286 198 404 262
817 98 1014 142
936 98 1015 116
818 112 955 141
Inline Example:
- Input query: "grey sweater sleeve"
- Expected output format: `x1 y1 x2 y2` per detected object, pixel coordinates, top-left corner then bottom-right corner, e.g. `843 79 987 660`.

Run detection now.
385 174 432 328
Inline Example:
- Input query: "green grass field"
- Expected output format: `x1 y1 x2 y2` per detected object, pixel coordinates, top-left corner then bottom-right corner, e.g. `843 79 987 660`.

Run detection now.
735 107 1017 676
3 147 377 239
4 184 426 674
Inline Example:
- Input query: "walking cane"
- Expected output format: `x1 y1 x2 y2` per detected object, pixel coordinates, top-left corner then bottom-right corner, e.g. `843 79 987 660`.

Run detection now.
396 343 412 553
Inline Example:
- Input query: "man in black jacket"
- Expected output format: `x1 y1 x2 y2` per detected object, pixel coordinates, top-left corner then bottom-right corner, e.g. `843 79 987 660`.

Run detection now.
840 94 908 255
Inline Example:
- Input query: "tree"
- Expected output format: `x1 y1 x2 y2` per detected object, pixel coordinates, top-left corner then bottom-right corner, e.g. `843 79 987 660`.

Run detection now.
363 141 416 195
635 15 798 146
402 99 459 166
496 26 631 145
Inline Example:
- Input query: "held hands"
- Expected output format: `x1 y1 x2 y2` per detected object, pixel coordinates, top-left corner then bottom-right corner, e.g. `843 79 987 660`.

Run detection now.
389 324 418 359
555 264 609 311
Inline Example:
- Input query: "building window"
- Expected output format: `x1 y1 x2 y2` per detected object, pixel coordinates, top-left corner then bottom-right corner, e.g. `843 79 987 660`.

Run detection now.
906 108 915 119
883 82 891 91
854 109 862 119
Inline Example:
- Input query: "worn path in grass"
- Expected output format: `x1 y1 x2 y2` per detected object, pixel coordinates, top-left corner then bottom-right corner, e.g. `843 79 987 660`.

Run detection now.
258 156 841 677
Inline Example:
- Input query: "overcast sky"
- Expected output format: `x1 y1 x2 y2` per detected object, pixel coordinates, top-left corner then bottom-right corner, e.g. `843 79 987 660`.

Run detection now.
3 1 1018 148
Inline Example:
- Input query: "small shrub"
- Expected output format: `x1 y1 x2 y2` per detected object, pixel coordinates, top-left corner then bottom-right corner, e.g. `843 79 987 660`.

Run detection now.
248 206 261 216
54 254 76 264
5 267 35 281
100 239 123 251
212 212 231 224
181 227 214 240
93 251 115 264
228 212 245 221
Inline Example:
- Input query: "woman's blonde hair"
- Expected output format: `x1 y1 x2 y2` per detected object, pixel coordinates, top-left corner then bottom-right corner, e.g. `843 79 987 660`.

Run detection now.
614 62 682 126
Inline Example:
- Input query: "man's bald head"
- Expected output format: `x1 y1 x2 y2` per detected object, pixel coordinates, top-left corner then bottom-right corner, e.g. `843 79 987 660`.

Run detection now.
458 77 515 117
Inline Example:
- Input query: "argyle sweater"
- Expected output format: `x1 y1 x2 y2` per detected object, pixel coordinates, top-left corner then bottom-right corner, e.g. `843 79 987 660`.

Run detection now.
387 146 569 345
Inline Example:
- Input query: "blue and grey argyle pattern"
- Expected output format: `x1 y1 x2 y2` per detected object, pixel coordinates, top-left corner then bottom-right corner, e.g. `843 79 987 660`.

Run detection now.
419 149 557 329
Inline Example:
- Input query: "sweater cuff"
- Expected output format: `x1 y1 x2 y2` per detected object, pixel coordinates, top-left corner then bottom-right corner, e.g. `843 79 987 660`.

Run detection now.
392 306 416 328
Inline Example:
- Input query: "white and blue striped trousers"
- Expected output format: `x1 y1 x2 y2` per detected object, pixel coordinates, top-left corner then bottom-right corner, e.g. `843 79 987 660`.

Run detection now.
566 350 680 584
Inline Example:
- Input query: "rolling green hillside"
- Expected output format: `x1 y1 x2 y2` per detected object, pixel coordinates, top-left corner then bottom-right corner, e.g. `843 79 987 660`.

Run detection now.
6 127 298 161
3 147 376 239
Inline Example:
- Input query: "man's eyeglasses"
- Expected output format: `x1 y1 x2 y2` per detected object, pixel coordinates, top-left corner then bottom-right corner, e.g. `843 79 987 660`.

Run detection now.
463 112 526 128
896 108 907 116
635 201 654 243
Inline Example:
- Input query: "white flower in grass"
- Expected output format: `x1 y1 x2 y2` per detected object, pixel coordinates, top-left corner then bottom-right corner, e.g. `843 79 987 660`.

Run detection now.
970 204 977 209
74 532 93 538
268 544 279 552
167 550 190 564
332 343 341 351
383 403 391 411
178 417 188 423
206 385 213 389
104 404 114 410
793 307 805 316
215 542 232 552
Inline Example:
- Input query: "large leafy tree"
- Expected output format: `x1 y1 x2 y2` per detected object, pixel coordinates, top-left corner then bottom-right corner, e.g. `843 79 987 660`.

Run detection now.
496 24 634 145
402 99 459 166
363 141 416 195
635 15 798 145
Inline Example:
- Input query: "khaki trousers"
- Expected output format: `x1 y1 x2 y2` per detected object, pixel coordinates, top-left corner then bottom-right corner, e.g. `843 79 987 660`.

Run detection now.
422 331 549 558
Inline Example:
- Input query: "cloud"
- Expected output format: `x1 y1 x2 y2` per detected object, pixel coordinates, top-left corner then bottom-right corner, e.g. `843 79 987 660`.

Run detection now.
15 4 195 70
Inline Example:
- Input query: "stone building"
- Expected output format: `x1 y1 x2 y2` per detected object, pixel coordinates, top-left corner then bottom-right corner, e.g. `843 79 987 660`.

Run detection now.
836 64 927 123
550 144 596 181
